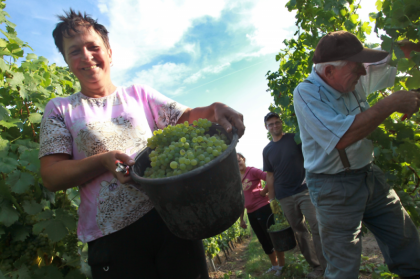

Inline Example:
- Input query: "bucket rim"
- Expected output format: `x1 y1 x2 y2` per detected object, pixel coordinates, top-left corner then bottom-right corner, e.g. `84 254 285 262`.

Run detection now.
267 226 293 233
130 124 239 185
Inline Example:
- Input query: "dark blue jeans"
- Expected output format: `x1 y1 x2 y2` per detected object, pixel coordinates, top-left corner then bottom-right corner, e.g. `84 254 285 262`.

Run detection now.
307 164 420 279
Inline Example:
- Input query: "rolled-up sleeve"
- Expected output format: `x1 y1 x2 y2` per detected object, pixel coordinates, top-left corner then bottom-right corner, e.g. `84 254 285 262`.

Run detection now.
294 83 355 155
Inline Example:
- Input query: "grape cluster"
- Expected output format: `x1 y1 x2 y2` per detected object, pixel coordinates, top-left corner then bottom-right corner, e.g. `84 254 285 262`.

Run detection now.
268 199 290 232
144 119 230 178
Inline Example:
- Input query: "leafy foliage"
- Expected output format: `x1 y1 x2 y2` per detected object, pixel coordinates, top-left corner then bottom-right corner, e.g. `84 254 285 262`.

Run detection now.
266 0 420 225
0 1 86 277
203 219 249 259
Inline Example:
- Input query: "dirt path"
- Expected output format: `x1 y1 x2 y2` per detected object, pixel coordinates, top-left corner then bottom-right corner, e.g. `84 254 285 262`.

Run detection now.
208 231 384 279
208 237 251 279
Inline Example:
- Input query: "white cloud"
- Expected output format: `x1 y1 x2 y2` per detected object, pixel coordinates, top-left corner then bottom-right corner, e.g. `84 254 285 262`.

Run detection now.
128 62 190 93
100 0 226 75
245 0 296 55
98 3 109 13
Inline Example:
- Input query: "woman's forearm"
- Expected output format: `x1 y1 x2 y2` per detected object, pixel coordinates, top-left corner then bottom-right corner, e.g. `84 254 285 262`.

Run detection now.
40 151 135 192
40 153 108 192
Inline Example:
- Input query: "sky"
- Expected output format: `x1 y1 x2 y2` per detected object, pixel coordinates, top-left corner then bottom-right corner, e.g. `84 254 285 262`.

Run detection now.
6 0 380 169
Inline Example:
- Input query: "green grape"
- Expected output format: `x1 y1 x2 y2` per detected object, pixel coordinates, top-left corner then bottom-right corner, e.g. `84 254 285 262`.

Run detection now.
144 118 231 178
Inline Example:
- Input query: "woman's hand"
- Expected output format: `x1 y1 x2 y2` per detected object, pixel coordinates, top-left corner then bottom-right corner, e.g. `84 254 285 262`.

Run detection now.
240 219 247 229
212 103 245 138
178 102 245 139
101 150 136 184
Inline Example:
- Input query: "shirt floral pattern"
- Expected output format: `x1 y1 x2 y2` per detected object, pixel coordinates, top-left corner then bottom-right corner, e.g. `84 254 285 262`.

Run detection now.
39 85 188 243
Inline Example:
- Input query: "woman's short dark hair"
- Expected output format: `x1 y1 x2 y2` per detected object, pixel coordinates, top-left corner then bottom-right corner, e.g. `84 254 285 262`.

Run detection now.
52 9 110 59
237 153 245 160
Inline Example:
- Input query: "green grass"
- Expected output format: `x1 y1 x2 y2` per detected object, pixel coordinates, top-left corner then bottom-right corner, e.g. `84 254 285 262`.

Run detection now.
231 234 311 279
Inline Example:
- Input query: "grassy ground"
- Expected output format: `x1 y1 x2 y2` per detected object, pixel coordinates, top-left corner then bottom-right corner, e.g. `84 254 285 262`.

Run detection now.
215 231 399 279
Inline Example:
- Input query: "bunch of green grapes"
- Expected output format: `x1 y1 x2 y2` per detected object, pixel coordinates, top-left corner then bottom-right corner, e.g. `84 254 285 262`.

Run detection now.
268 220 290 232
270 199 282 215
144 119 230 178
268 200 290 232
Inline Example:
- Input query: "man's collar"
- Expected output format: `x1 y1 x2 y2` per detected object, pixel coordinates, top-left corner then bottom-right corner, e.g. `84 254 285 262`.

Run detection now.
309 68 343 100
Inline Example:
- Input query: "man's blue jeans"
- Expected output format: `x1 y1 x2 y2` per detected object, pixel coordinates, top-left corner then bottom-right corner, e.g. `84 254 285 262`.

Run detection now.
306 164 420 279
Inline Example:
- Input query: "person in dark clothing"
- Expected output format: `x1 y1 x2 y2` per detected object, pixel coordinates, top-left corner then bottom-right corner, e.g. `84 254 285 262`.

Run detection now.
263 112 326 279
237 153 284 276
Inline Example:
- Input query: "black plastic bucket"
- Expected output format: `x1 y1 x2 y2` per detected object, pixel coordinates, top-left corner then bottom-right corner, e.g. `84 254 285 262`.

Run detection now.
266 213 297 252
130 124 244 240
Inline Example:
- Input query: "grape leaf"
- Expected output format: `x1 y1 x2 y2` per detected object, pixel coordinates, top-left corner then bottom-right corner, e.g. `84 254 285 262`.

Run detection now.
406 71 420 90
7 72 24 88
19 149 40 172
0 180 12 202
55 209 77 231
28 112 42 123
32 266 64 279
64 270 86 279
0 270 6 279
32 219 52 235
45 219 68 242
0 156 18 173
11 224 30 242
26 53 37 60
0 105 10 121
23 200 42 215
0 118 21 128
6 170 20 187
10 172 34 194
17 264 31 279
0 201 19 227
37 209 53 220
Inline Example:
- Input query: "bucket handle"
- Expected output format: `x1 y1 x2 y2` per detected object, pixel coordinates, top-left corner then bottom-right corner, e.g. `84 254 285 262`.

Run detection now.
266 211 286 230
266 213 274 230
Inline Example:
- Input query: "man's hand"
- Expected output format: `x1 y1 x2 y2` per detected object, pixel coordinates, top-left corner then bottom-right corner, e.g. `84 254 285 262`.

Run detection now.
101 150 135 184
389 90 420 119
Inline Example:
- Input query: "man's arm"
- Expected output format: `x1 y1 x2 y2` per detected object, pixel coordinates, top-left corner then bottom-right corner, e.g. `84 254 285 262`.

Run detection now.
266 172 275 201
336 90 420 149
177 102 245 138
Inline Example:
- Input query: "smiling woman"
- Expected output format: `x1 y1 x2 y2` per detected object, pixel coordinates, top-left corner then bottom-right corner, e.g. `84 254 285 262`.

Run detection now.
38 9 244 279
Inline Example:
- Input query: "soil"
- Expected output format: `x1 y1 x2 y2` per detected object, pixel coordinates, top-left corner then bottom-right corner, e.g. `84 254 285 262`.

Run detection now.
207 231 385 279
208 237 251 279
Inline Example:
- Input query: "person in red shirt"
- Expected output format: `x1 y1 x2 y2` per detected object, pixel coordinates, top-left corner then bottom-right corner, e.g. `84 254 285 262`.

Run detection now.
237 153 285 276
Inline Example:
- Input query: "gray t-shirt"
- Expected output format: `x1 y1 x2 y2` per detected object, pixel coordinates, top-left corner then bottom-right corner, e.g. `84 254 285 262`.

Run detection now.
263 133 307 200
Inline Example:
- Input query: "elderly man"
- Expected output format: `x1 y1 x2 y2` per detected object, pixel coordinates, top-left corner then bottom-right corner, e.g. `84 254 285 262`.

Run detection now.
293 30 420 279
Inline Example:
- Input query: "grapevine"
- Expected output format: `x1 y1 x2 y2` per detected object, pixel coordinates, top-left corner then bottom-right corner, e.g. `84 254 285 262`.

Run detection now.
144 119 230 178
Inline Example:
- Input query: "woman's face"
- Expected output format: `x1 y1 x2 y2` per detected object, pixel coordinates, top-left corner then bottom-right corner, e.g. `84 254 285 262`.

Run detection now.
237 154 246 170
62 27 112 92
